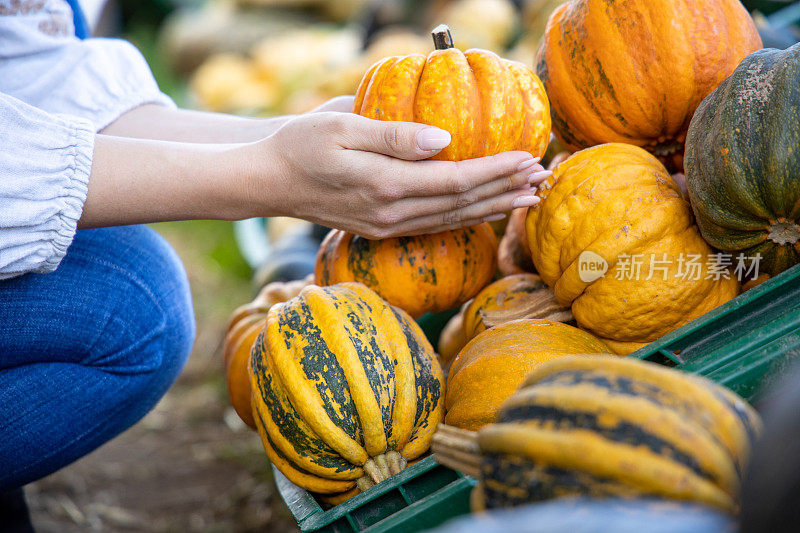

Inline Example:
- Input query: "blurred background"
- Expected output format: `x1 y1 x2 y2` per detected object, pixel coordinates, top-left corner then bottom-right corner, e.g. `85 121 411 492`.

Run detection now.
25 0 800 531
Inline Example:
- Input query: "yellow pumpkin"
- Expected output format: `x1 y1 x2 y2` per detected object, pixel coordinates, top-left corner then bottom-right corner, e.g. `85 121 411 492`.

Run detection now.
445 319 612 431
526 144 739 353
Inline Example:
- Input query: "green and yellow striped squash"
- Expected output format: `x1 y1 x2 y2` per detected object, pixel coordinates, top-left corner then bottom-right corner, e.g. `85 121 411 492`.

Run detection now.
475 355 761 512
249 282 445 496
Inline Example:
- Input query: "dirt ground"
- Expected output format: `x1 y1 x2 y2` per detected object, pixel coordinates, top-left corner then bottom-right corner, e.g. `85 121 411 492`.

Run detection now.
25 222 300 533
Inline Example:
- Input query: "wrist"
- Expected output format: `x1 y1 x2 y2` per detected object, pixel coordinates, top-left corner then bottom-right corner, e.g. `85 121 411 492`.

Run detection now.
223 136 292 220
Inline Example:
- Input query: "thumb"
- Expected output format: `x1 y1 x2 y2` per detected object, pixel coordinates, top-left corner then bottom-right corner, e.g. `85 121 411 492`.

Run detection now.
342 115 452 161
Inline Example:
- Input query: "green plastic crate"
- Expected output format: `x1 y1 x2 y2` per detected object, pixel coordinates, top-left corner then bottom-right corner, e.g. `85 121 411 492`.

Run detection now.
274 456 475 532
275 263 800 533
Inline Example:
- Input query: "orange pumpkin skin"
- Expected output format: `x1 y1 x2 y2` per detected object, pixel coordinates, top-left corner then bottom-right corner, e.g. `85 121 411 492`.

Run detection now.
354 44 551 162
224 315 266 428
536 0 761 170
315 224 498 318
223 276 314 429
445 319 612 431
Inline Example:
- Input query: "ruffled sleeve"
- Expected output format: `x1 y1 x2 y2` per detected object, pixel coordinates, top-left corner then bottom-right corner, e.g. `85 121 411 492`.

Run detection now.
0 92 94 279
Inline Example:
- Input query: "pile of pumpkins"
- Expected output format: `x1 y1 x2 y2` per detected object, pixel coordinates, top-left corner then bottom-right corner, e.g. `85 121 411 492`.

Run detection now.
222 0 800 517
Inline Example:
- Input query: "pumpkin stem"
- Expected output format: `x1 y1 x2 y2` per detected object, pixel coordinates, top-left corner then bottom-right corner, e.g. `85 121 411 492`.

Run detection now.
479 289 573 329
357 453 408 492
432 24 454 50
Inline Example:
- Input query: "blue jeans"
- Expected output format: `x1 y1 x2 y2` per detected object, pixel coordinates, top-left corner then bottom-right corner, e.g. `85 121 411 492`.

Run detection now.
0 226 195 490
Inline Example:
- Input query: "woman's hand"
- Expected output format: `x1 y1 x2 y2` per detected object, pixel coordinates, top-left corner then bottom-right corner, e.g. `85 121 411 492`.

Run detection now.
248 112 551 238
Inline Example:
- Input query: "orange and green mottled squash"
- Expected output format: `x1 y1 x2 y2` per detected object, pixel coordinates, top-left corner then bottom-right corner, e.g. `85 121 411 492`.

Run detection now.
354 24 551 162
315 224 497 318
445 319 611 431
249 282 445 496
224 276 313 429
462 273 572 341
536 0 762 171
686 44 800 278
526 143 740 353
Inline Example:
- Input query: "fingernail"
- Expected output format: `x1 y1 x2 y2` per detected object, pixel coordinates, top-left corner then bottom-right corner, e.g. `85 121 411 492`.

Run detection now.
416 128 451 151
529 169 553 182
517 157 541 171
483 214 507 222
512 195 540 208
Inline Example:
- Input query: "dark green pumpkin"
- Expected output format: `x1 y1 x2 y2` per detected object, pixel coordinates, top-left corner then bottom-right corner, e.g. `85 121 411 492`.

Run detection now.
685 43 800 277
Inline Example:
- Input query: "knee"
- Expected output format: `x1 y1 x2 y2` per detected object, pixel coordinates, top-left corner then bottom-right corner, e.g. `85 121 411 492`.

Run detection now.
84 226 195 394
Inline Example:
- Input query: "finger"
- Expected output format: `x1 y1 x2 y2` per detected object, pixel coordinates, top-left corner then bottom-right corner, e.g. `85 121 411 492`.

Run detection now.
337 114 454 160
385 167 537 220
376 152 541 199
389 189 541 235
310 95 355 113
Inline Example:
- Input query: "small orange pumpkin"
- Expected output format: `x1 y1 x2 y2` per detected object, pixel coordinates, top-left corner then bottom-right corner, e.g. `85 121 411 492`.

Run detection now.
354 24 551 162
462 273 571 341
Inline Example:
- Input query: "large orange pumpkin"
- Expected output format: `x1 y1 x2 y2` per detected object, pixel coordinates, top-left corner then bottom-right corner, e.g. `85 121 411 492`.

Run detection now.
536 0 761 171
526 144 739 354
354 24 551 162
315 224 497 318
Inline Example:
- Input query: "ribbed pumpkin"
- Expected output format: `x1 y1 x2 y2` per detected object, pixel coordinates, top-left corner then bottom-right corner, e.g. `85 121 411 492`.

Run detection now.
526 143 740 354
315 225 497 318
536 0 762 170
462 273 572 341
224 276 313 428
445 319 611 431
249 282 445 496
469 355 761 512
686 44 800 277
354 24 551 162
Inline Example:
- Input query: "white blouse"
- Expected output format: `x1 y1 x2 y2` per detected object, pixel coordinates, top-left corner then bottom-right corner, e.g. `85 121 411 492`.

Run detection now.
0 0 174 279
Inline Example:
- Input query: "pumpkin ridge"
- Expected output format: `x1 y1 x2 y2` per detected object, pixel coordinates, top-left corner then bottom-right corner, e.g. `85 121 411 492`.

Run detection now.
250 336 359 479
269 292 367 464
393 308 444 460
498 388 738 493
344 283 417 452
309 287 388 457
253 404 359 494
478 424 734 511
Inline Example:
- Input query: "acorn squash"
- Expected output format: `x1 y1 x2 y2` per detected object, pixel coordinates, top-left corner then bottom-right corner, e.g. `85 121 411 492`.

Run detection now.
249 283 445 496
686 44 800 277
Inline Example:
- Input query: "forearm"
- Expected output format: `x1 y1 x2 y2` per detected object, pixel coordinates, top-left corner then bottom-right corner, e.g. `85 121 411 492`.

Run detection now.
78 134 272 227
100 104 294 143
